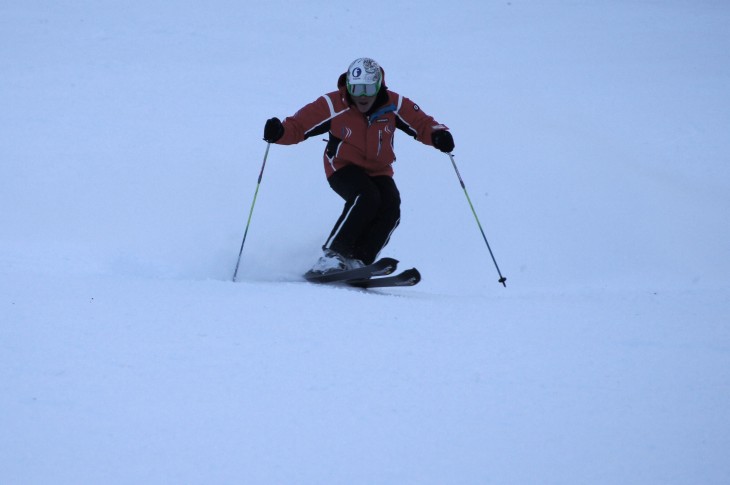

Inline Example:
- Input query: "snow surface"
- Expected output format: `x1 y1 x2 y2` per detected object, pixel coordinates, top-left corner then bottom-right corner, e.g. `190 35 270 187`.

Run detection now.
2 1 729 483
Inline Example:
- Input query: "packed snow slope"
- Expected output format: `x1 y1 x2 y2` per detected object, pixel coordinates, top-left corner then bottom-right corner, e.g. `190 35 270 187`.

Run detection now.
2 1 729 484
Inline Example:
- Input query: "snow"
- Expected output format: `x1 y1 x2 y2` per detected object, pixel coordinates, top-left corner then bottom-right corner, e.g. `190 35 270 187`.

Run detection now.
1 1 729 483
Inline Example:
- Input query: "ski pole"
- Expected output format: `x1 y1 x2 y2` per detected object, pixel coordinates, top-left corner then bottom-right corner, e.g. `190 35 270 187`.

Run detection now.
447 152 507 287
232 142 271 282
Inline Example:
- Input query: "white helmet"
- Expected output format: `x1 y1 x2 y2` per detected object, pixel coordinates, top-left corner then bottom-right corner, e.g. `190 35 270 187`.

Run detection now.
346 57 382 97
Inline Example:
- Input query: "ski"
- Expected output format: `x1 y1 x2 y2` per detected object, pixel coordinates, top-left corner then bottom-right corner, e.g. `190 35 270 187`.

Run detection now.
304 257 398 284
347 268 421 289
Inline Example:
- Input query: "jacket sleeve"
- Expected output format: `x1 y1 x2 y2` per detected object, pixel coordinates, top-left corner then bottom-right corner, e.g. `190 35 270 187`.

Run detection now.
276 94 338 145
394 94 449 147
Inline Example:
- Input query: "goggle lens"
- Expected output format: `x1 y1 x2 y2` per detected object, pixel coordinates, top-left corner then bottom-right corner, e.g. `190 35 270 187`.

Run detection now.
347 82 380 97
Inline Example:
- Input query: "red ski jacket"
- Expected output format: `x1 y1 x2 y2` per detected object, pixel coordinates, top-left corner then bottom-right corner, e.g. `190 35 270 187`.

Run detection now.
275 71 449 178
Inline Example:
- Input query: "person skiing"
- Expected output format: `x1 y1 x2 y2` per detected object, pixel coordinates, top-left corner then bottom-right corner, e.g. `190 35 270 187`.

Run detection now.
263 57 454 275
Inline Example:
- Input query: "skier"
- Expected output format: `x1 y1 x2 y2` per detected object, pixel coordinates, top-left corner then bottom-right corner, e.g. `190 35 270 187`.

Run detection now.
263 57 454 275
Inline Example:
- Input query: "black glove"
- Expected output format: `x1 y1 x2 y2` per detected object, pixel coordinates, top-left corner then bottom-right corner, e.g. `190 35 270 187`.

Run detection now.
431 130 454 153
263 117 284 143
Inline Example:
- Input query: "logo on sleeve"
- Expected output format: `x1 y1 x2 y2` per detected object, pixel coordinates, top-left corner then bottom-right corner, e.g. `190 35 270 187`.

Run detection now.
413 104 420 111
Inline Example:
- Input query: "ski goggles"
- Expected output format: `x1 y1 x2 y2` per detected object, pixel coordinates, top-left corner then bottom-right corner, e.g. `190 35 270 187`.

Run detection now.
347 81 381 97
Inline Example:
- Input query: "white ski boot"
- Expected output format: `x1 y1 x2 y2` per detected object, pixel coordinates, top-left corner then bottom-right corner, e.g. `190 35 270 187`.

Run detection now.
309 249 364 275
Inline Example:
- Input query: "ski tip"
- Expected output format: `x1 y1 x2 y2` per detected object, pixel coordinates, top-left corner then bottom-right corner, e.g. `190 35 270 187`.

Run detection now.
409 268 422 285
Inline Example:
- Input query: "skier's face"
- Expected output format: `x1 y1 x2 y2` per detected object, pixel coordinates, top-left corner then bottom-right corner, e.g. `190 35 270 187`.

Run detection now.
353 94 376 113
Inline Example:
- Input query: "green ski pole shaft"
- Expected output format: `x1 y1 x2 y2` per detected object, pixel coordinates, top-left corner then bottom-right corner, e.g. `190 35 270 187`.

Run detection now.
447 152 507 287
232 143 271 282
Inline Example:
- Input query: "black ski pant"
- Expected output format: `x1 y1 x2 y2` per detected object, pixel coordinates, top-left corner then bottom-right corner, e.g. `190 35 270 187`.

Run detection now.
324 164 401 265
